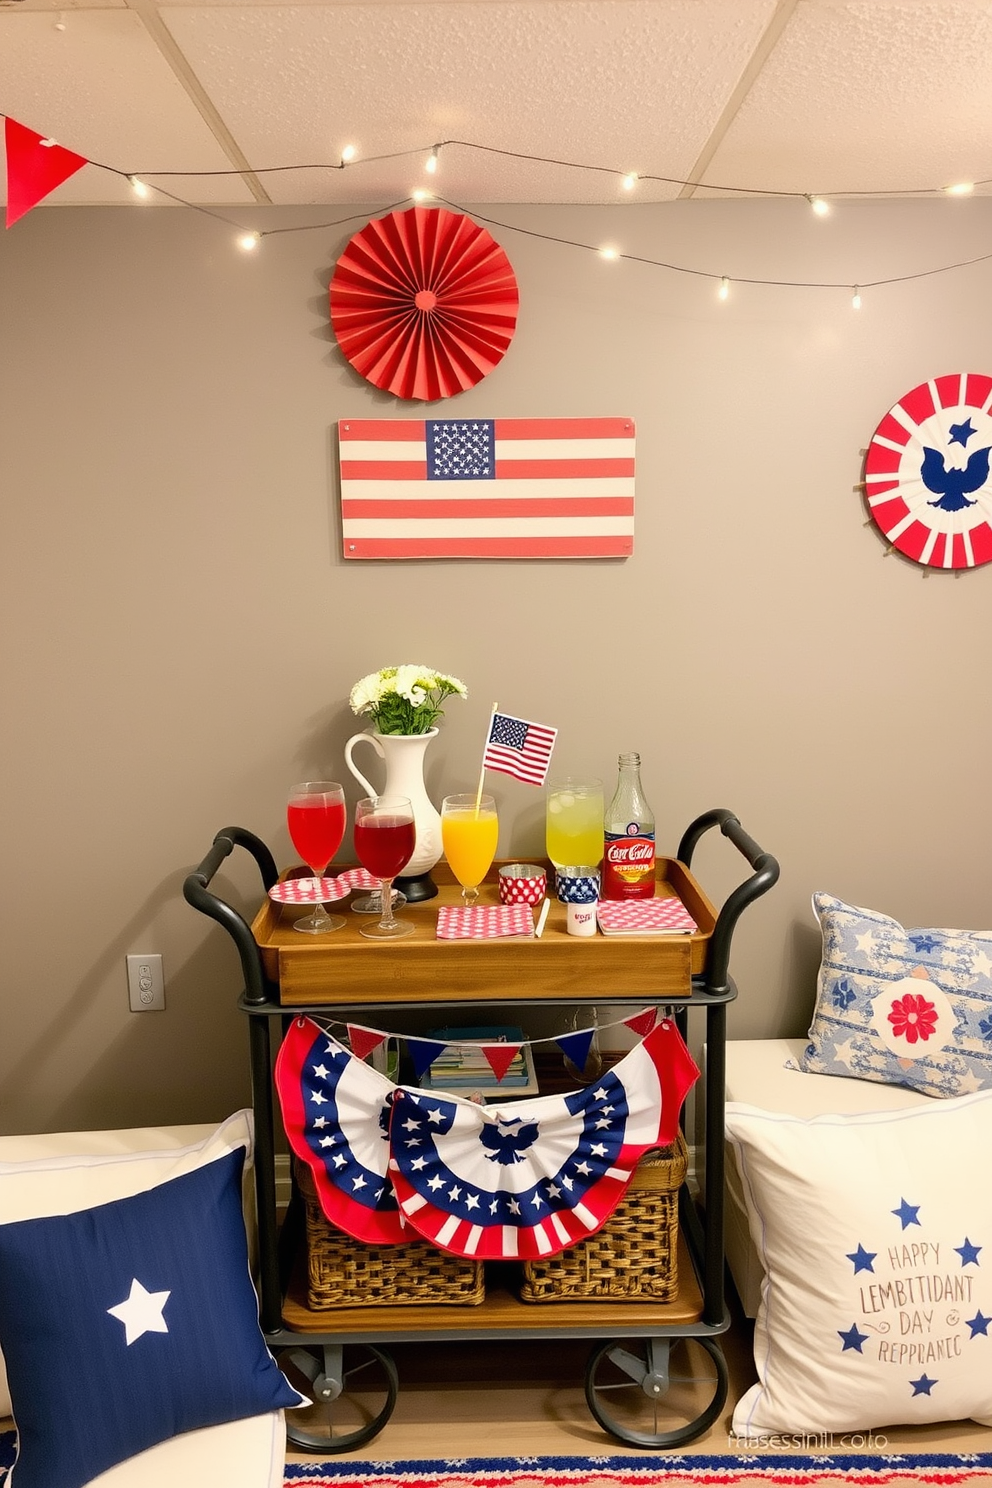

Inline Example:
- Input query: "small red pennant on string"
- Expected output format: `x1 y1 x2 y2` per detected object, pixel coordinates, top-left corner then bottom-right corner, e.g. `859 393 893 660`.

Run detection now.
480 1043 522 1083
623 1007 658 1037
5 116 88 228
346 1024 387 1062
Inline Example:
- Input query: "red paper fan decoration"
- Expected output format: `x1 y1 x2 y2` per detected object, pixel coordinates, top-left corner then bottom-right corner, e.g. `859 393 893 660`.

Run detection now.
329 206 519 402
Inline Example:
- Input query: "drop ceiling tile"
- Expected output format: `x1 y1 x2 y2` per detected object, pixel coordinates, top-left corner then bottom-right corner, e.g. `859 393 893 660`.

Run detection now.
701 0 992 198
0 9 255 205
161 0 778 203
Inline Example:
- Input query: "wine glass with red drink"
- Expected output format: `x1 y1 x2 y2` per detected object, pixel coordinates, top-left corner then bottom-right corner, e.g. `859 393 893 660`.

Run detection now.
286 781 347 934
353 794 416 940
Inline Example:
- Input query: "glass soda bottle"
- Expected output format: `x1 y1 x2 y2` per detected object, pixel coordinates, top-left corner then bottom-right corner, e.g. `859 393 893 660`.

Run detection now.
602 752 656 899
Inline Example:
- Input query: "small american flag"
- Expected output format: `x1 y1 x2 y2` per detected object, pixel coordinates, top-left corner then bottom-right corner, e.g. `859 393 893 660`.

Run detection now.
483 712 557 786
338 416 635 559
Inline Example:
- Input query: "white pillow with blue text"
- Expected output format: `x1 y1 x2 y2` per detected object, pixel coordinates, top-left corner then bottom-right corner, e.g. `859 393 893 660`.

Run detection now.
726 1090 992 1436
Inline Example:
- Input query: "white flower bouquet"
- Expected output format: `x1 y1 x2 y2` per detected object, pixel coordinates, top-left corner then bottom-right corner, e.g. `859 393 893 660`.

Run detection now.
349 665 467 735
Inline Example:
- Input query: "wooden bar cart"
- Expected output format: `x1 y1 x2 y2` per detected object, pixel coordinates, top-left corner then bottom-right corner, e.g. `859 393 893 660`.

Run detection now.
183 808 778 1452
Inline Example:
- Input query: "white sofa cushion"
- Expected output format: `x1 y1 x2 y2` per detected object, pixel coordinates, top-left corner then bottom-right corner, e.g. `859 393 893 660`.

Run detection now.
721 1039 930 1317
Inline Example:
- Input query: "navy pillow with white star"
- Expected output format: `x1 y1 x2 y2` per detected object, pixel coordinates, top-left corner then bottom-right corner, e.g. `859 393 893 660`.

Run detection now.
0 1147 303 1488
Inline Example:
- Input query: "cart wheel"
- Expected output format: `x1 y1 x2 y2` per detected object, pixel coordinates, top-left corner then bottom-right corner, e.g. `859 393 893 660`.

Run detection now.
584 1335 728 1449
277 1342 398 1452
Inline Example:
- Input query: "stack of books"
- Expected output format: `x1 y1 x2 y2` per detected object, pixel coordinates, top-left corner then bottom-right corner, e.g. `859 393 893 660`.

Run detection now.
420 1025 539 1098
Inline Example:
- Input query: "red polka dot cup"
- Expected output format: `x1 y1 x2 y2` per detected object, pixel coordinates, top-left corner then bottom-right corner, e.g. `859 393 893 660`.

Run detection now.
497 863 547 906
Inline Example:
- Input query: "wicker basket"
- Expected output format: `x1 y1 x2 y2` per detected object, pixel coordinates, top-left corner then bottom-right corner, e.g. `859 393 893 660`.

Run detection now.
519 1132 688 1302
296 1160 485 1308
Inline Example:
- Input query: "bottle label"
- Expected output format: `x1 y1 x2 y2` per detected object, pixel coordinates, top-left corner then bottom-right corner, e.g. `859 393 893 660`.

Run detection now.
603 828 656 899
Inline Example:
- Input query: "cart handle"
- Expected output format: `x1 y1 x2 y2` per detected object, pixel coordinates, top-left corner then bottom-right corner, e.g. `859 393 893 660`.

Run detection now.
676 809 780 995
182 827 278 1005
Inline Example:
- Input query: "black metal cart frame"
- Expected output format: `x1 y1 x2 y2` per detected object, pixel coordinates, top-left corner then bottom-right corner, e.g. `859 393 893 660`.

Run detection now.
184 808 778 1451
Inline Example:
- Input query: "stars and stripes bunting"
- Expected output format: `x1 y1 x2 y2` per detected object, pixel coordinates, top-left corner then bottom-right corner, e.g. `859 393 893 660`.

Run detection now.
274 1013 699 1259
388 1019 698 1261
338 416 635 559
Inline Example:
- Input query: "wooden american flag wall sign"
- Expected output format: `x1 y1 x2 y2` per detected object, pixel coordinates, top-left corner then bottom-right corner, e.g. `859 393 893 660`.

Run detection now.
338 417 635 560
863 372 992 570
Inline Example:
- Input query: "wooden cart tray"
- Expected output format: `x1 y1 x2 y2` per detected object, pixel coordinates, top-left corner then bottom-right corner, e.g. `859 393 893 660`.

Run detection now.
251 857 716 1006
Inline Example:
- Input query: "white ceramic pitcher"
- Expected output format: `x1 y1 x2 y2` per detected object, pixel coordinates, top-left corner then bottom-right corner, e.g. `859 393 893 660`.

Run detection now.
344 728 443 892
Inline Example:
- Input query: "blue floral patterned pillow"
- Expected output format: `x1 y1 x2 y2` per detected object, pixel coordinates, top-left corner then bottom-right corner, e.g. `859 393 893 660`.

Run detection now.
800 894 992 1098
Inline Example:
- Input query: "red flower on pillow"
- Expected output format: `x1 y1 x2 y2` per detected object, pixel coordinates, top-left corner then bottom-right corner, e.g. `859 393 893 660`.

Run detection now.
887 992 939 1044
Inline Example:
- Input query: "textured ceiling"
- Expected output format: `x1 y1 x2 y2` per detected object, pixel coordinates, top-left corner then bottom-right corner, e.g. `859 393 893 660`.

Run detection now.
2 0 991 210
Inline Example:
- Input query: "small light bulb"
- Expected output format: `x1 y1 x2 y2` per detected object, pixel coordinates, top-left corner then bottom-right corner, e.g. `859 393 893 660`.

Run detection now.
808 194 830 216
718 276 730 301
238 232 260 252
622 172 637 192
412 187 432 202
851 286 862 310
599 246 619 260
945 181 974 196
426 148 439 175
128 176 150 200
340 144 357 164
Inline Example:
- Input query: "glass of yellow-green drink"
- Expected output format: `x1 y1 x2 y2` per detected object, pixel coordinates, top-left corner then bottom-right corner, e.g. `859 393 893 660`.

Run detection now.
546 778 604 870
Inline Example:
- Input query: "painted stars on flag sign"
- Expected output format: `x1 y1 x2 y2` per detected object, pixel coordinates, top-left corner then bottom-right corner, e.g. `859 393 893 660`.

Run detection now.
427 420 495 479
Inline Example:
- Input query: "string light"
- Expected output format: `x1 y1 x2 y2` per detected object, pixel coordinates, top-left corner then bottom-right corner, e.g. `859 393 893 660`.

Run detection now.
718 276 730 301
128 175 150 200
8 112 992 294
426 147 439 175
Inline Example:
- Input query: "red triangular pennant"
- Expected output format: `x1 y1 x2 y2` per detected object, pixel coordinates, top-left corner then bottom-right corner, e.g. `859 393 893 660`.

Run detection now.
480 1042 522 1082
5 116 88 228
623 1007 658 1037
346 1024 387 1062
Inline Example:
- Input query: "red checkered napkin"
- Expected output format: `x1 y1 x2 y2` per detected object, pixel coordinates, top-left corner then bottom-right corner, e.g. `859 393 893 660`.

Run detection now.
269 866 379 906
436 904 535 940
596 897 698 935
269 877 349 906
335 867 379 891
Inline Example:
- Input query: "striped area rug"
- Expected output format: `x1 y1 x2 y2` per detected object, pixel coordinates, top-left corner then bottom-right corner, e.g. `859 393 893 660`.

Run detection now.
285 1453 992 1487
3 1435 992 1486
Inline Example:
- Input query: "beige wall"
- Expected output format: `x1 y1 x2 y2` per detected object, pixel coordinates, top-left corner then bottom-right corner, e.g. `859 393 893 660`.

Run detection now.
1 198 990 1134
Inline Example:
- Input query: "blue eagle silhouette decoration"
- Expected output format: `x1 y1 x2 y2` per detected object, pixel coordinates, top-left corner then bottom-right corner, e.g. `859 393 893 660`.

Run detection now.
479 1116 540 1165
921 444 991 512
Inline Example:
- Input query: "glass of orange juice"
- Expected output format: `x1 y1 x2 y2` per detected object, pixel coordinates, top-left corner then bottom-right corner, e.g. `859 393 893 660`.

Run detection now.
441 793 499 905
